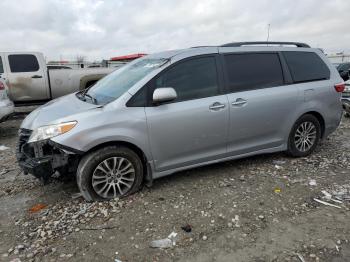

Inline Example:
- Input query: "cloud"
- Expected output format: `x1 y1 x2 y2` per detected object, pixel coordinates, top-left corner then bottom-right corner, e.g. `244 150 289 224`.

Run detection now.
0 0 349 61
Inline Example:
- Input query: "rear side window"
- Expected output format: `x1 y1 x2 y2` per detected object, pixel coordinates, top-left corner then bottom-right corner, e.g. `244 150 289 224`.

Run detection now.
282 51 330 83
224 53 284 92
0 57 3 73
155 56 219 102
8 54 39 73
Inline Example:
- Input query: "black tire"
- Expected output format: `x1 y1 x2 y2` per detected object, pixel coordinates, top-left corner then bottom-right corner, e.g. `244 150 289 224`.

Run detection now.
287 114 321 157
76 146 143 201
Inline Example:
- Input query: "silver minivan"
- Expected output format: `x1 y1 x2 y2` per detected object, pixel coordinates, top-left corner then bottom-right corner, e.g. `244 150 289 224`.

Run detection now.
17 42 344 201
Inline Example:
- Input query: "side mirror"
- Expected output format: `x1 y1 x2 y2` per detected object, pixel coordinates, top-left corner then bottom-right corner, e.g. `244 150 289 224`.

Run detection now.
153 87 177 104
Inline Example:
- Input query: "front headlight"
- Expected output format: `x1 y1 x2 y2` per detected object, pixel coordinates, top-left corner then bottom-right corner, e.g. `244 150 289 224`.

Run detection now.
28 121 77 143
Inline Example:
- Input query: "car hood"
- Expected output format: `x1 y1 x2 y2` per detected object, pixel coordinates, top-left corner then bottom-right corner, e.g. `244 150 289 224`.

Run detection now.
21 93 100 130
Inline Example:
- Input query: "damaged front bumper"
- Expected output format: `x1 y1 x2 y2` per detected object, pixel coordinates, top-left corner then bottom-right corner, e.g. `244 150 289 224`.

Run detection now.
16 128 82 182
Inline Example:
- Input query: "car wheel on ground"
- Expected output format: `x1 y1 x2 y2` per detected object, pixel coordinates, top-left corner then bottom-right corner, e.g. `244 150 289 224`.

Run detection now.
287 114 321 157
76 146 143 201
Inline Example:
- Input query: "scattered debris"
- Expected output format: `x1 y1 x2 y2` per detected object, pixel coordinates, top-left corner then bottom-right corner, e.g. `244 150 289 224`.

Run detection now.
0 145 9 151
321 190 332 200
296 253 306 262
274 187 281 193
29 203 47 213
202 235 208 241
274 165 282 170
71 192 83 199
150 232 178 249
330 185 350 201
309 179 317 186
273 160 286 165
258 215 265 220
336 245 340 252
313 198 341 209
181 224 192 233
321 190 344 204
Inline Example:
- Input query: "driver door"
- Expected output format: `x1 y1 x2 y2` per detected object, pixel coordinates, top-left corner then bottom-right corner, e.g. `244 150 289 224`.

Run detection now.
145 56 229 172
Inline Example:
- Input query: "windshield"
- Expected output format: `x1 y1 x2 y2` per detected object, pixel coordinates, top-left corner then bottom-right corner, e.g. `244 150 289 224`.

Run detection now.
86 58 168 104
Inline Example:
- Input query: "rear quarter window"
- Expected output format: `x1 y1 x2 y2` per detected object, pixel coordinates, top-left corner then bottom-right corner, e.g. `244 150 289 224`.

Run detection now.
282 51 330 83
8 54 40 73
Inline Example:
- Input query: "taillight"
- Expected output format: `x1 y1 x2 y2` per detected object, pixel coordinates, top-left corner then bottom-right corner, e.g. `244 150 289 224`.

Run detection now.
334 83 345 93
0 81 4 90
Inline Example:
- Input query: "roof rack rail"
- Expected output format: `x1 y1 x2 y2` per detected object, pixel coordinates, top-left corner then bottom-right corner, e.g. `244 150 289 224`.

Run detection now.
221 41 310 48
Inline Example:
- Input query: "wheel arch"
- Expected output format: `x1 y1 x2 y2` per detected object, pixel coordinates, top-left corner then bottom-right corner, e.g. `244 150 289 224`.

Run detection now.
300 111 326 138
83 140 152 182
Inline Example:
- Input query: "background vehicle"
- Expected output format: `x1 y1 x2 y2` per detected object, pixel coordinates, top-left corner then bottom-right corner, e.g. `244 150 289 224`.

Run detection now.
0 79 14 122
337 62 350 81
17 42 343 201
0 52 114 105
46 65 72 70
337 62 350 117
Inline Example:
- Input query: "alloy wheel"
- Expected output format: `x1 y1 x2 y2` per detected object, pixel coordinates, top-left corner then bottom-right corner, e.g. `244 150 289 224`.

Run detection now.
92 157 135 199
294 121 317 152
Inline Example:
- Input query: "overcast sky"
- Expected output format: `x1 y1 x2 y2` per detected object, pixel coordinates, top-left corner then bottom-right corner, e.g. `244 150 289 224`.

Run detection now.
1 0 349 61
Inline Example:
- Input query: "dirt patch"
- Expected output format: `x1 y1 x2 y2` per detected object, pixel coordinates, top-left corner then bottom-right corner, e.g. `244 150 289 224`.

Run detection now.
1 113 350 261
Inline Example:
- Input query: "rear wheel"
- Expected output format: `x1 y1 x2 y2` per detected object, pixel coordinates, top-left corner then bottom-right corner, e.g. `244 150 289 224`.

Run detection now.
287 114 321 157
76 146 143 201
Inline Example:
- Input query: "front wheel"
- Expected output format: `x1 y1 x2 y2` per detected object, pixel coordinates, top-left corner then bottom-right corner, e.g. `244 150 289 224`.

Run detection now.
287 114 321 157
76 146 143 201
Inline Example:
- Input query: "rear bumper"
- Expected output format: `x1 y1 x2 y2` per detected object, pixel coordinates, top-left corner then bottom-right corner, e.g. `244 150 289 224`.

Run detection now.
16 129 82 181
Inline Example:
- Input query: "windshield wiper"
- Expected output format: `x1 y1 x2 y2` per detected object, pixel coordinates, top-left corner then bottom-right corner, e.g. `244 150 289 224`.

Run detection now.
76 89 97 104
84 93 97 104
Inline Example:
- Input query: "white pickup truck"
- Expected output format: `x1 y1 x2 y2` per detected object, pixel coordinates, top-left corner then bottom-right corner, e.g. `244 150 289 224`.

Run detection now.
0 52 114 105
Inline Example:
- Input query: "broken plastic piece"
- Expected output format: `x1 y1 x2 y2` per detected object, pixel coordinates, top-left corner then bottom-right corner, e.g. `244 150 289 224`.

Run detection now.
308 179 317 186
296 253 306 262
150 232 178 248
29 203 47 213
274 187 281 193
0 145 9 151
321 190 332 200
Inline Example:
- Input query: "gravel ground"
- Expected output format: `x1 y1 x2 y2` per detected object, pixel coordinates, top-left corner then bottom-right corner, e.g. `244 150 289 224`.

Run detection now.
1 113 350 262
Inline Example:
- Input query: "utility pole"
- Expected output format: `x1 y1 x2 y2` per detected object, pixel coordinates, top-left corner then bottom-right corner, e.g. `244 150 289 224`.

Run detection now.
266 23 271 44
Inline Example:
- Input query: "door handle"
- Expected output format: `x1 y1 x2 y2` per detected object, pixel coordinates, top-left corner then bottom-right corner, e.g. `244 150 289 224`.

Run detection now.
232 98 247 106
209 102 226 111
31 75 43 79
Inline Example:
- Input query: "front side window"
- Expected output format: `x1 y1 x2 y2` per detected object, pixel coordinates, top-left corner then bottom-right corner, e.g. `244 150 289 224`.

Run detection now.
224 53 284 92
8 54 39 73
155 56 219 102
283 51 330 83
0 57 4 74
87 58 168 105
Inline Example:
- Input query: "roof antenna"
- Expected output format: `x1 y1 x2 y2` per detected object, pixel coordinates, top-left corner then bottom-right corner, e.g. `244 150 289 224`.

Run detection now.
266 23 271 45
